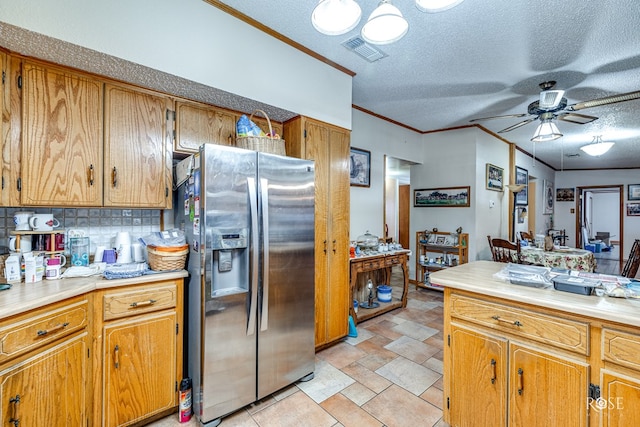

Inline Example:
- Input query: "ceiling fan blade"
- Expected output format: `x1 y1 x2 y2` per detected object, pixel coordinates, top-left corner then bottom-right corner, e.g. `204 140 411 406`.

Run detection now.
469 113 528 123
497 117 538 133
557 112 598 125
567 90 640 111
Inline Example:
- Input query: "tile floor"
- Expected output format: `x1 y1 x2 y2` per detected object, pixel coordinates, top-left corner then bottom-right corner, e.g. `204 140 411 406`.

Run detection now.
149 287 448 427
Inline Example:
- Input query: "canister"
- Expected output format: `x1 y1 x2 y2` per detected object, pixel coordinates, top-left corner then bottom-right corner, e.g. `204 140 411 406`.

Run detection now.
377 285 392 302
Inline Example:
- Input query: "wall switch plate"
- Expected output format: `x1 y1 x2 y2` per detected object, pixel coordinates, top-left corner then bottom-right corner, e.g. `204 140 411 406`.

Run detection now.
489 200 495 208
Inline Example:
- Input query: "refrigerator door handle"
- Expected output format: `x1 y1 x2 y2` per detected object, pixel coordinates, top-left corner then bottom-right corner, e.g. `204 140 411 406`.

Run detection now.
247 177 259 336
260 178 270 331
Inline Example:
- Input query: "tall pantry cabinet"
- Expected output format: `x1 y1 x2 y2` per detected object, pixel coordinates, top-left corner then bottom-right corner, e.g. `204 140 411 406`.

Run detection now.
284 117 350 350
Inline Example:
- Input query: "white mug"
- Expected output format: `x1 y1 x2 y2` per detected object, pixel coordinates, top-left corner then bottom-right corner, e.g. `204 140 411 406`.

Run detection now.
116 244 132 264
9 236 32 253
13 211 34 231
29 214 60 231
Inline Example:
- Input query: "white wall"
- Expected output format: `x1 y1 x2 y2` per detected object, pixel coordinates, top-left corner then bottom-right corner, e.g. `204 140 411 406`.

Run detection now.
349 109 423 241
514 151 555 238
0 0 352 130
555 169 640 257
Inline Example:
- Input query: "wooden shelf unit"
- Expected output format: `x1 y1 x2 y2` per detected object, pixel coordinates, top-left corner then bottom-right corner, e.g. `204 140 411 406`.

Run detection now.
415 231 468 291
10 229 66 254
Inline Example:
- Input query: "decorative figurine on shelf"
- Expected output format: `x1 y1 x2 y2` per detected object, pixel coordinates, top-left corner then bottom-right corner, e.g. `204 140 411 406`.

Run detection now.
456 226 463 234
360 279 380 309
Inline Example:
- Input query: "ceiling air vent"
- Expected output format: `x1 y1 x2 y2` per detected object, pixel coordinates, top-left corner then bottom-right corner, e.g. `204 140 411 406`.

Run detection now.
342 36 387 62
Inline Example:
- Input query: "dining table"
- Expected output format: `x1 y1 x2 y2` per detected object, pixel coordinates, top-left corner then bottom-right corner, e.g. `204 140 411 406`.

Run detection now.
521 246 597 272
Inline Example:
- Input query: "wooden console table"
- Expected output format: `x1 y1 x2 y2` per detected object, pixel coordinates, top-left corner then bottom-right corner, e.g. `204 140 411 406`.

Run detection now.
349 250 409 325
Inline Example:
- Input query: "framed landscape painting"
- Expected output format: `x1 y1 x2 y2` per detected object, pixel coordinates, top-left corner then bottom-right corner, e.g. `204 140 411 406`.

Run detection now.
414 186 470 207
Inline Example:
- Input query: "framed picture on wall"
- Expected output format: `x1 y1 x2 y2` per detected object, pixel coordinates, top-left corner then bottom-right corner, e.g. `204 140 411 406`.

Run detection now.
628 184 640 201
543 179 554 214
515 166 528 205
349 147 371 187
414 186 470 207
486 164 503 191
556 187 575 201
628 203 640 216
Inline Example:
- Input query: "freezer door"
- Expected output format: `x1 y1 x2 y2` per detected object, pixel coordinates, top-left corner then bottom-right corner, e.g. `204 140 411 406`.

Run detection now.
200 144 258 421
257 153 315 399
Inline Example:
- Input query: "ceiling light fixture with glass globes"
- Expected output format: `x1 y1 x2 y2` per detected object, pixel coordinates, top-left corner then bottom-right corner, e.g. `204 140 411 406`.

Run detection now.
311 0 465 44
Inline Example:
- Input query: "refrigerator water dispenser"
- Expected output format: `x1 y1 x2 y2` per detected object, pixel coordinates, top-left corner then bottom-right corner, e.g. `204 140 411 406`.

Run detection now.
210 228 249 297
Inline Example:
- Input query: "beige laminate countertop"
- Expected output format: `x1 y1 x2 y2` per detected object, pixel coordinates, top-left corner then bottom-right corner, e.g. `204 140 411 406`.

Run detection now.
0 270 188 320
429 260 640 328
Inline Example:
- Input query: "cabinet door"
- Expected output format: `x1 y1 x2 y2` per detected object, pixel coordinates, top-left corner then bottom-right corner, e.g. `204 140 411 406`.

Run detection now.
21 62 103 206
509 343 588 427
326 125 350 343
103 312 177 427
600 370 640 427
175 100 236 153
448 325 507 427
104 84 171 208
303 120 330 347
0 332 88 426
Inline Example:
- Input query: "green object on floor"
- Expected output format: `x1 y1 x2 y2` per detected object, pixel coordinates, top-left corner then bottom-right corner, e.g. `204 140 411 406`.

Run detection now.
348 315 357 338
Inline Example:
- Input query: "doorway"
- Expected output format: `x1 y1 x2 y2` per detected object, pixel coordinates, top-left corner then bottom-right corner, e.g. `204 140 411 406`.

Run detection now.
576 185 624 272
384 156 418 249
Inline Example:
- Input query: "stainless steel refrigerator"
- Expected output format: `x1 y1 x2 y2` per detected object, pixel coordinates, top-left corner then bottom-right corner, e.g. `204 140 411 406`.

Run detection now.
177 144 315 426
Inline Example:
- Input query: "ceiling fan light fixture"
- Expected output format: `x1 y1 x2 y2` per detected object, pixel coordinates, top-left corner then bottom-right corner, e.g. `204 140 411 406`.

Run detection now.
361 0 409 45
312 0 362 36
531 119 562 142
580 135 615 156
415 0 465 13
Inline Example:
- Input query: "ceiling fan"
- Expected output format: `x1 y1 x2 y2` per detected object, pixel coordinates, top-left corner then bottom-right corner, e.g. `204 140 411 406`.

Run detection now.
469 81 640 136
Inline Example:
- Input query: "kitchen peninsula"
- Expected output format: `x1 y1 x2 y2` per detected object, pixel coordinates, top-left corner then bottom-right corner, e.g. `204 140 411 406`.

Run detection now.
431 261 640 427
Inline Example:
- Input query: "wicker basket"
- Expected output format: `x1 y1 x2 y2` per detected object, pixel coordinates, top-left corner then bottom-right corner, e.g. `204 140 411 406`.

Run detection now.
147 244 189 271
236 109 286 156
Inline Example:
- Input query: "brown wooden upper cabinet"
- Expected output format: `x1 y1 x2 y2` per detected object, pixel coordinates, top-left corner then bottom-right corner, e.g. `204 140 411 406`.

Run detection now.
174 100 236 154
21 61 103 206
103 84 172 208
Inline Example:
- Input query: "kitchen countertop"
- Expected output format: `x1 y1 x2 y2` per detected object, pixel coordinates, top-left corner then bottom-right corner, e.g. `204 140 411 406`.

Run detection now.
429 260 640 327
0 270 188 320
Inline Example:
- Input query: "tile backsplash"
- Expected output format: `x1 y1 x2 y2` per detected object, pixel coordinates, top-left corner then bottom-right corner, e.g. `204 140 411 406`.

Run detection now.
1 207 162 255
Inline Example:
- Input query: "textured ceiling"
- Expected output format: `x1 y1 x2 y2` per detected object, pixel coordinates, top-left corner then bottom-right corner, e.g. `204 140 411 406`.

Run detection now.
2 1 640 171
213 0 640 170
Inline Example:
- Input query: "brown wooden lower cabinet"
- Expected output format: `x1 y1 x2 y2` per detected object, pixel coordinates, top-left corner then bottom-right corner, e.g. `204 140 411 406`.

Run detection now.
94 278 183 427
0 296 90 426
0 274 184 426
445 289 640 427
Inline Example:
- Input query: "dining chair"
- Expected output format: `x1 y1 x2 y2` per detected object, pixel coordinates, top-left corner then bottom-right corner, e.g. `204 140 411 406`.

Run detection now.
519 231 534 242
488 236 522 263
621 239 640 278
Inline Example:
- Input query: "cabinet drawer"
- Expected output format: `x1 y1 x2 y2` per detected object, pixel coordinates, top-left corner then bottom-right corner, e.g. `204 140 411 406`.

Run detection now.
602 327 640 370
0 297 88 364
385 255 402 266
103 282 177 321
353 258 384 272
450 294 589 355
